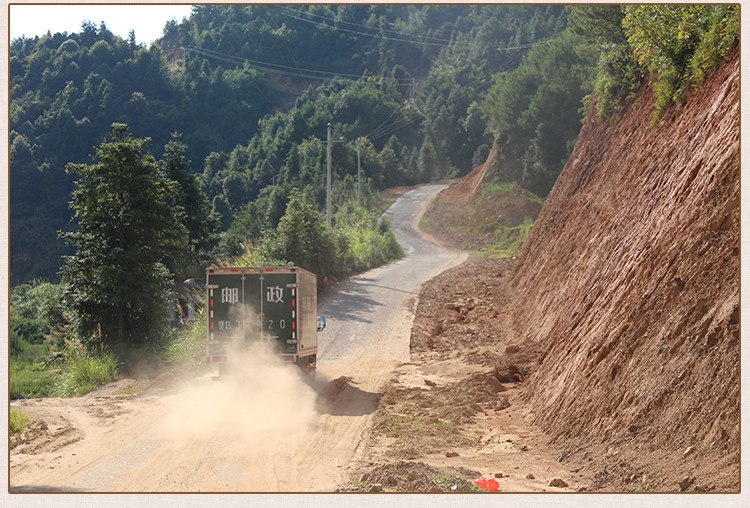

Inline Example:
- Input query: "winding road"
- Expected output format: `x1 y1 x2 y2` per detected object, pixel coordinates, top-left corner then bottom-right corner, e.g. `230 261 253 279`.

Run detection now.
9 184 466 493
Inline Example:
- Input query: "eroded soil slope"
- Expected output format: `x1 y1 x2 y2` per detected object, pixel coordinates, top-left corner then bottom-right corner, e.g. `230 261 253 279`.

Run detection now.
353 47 740 493
420 147 543 253
507 48 740 490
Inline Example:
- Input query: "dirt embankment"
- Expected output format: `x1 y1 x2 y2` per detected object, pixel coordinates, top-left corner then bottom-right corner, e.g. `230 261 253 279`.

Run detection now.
419 147 543 253
365 47 740 493
506 48 740 490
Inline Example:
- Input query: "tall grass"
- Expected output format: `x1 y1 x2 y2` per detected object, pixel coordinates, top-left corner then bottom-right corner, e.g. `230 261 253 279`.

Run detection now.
484 217 536 258
53 349 120 397
162 310 207 368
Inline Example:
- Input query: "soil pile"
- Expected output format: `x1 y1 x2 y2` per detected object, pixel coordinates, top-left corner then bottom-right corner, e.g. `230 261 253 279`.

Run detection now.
506 48 740 490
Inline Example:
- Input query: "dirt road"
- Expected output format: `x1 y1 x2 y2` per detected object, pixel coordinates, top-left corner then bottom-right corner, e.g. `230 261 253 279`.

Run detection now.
9 184 466 493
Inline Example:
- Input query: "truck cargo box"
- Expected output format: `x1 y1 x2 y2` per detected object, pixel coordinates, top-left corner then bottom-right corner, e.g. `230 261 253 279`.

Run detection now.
206 266 318 373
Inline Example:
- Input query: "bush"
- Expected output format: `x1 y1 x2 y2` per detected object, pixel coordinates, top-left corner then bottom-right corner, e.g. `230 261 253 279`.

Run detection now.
53 340 120 397
622 5 739 123
333 207 403 276
9 409 31 436
163 310 207 368
257 187 338 280
590 44 644 119
485 217 535 258
10 281 67 345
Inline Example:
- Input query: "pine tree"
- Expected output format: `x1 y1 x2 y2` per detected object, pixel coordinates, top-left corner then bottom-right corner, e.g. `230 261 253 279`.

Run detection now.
60 124 187 348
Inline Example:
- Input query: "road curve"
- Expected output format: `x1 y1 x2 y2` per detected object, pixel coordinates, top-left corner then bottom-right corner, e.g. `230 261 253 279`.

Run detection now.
318 183 467 364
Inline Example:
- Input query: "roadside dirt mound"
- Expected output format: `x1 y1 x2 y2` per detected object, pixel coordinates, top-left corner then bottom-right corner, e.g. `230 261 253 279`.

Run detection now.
506 48 740 491
410 256 539 368
343 256 585 493
10 417 82 454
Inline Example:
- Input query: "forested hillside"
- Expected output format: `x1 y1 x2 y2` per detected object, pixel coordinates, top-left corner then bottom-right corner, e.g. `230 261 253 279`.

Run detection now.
10 4 573 284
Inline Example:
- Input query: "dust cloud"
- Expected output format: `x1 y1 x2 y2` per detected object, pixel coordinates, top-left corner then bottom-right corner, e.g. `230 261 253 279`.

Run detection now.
159 342 318 442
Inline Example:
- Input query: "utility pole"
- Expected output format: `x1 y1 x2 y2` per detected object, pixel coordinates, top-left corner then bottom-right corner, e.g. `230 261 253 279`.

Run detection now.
316 123 344 227
326 122 332 227
357 137 362 208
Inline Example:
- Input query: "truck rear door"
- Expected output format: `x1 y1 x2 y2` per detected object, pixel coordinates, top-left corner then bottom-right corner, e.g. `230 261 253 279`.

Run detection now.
261 271 298 355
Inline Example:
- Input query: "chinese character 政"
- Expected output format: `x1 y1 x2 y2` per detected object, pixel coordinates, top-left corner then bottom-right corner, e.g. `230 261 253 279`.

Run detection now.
266 286 284 303
221 287 239 304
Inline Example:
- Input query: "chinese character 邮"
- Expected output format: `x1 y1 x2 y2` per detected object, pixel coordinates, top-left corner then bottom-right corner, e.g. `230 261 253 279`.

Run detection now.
221 287 239 304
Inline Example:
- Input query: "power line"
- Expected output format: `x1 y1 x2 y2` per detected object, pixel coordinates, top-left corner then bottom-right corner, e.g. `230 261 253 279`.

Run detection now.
259 7 297 70
198 31 279 113
278 9 469 49
187 45 412 84
364 82 414 139
281 6 458 45
184 26 553 143
263 6 304 76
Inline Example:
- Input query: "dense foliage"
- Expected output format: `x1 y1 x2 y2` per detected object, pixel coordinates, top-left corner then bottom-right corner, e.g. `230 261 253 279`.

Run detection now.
60 124 186 348
568 4 739 122
9 281 66 399
482 30 595 196
622 4 739 122
10 5 567 283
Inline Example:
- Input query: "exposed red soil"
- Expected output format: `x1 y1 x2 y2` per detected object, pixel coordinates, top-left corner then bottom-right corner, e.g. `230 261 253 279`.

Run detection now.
420 151 543 252
508 47 740 491
361 47 740 493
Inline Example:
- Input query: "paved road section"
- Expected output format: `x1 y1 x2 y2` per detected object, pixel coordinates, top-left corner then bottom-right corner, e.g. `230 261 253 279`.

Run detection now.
318 183 467 365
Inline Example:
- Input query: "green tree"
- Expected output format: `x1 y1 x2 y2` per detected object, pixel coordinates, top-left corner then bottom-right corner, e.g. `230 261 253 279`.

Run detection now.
220 199 266 257
482 30 595 195
60 124 187 348
259 187 335 278
161 133 219 277
622 4 739 121
211 194 234 232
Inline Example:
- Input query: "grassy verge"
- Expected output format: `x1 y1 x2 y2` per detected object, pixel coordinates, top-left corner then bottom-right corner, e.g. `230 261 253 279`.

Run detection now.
483 217 535 258
10 341 58 399
162 311 207 368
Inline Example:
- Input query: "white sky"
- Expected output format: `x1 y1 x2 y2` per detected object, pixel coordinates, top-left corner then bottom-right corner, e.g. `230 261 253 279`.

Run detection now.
9 3 195 45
